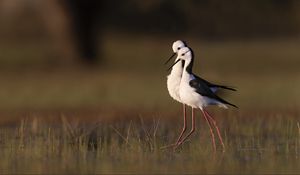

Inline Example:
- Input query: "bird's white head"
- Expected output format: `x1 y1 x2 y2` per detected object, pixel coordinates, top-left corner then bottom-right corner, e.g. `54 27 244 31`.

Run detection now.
172 40 186 53
165 40 186 65
177 46 192 61
167 46 193 71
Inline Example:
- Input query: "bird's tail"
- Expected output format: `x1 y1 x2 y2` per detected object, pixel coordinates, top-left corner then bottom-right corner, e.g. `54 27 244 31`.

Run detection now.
216 97 238 109
216 85 237 91
218 103 228 109
224 101 238 108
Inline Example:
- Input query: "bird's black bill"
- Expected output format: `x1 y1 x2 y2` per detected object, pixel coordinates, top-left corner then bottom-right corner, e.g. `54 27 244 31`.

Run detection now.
164 53 176 65
167 59 181 71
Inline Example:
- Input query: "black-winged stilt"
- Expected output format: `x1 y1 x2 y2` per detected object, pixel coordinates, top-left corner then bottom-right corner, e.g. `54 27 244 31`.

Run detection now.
169 46 237 152
165 40 189 147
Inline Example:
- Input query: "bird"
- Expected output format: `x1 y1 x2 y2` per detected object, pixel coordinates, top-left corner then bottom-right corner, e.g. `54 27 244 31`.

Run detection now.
169 46 237 152
164 40 188 147
164 41 236 150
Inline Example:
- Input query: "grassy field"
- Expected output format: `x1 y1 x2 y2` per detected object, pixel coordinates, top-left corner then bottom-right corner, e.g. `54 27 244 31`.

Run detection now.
0 34 300 173
0 110 300 174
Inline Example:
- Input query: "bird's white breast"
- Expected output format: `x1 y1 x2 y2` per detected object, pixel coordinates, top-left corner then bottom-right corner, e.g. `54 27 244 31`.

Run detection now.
167 61 183 103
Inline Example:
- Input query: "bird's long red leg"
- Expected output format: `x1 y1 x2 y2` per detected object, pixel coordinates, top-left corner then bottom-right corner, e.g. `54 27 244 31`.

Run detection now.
175 108 196 149
204 110 225 152
160 104 187 150
174 104 187 145
201 109 216 153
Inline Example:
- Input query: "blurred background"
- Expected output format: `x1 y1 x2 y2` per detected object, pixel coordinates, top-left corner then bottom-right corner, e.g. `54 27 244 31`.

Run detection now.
0 0 300 122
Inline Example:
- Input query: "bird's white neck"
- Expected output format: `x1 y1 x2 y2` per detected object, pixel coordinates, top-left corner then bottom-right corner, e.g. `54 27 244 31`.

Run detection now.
183 57 193 75
170 58 184 76
180 60 192 87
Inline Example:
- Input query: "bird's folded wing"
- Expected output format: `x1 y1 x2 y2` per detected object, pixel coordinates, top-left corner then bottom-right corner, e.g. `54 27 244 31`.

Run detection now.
194 75 236 91
189 77 237 108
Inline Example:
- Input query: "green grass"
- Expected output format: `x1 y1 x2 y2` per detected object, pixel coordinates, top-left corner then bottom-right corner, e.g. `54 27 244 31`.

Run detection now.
0 111 299 174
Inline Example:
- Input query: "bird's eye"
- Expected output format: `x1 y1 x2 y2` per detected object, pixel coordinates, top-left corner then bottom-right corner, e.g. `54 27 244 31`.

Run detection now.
181 54 185 56
177 47 181 50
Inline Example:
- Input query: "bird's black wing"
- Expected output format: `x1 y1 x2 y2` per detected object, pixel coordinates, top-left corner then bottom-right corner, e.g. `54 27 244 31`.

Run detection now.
194 74 236 91
189 76 237 108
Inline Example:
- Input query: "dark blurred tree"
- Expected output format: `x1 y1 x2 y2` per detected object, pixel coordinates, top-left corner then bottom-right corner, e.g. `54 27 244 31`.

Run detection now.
64 0 103 65
1 0 300 67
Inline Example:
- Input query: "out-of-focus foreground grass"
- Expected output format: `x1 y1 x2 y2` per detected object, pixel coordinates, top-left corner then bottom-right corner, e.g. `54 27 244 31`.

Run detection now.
0 111 299 174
